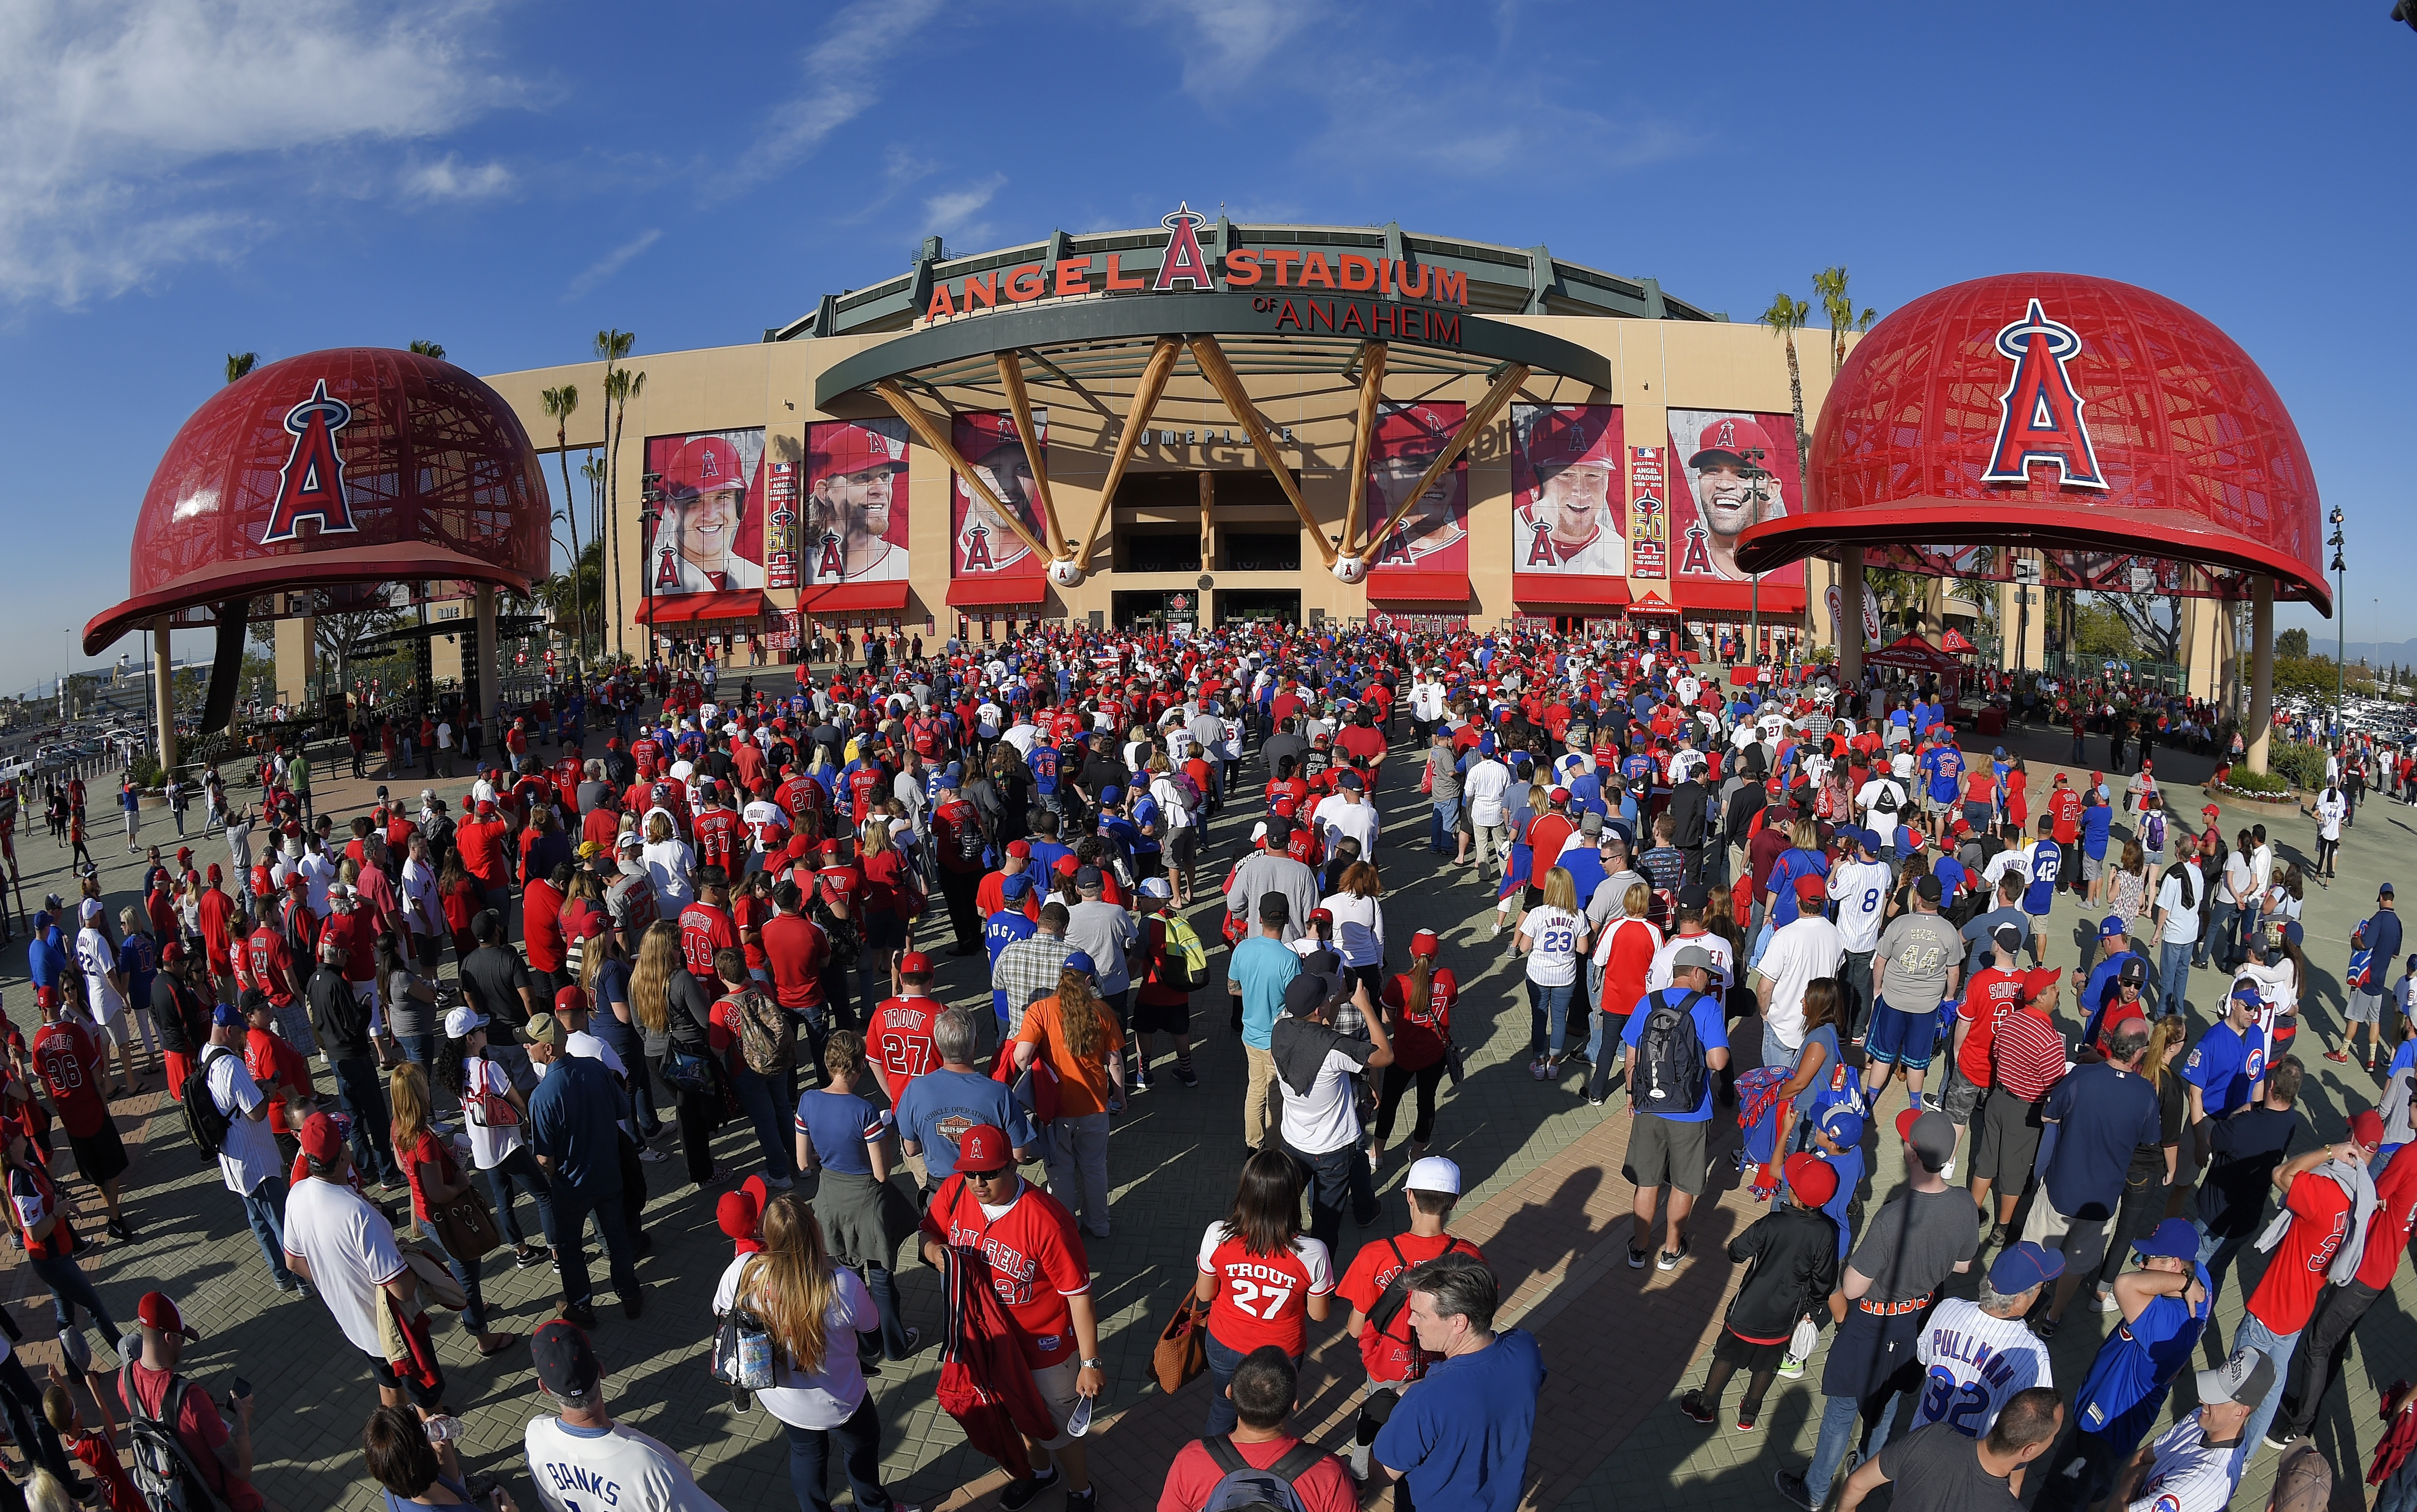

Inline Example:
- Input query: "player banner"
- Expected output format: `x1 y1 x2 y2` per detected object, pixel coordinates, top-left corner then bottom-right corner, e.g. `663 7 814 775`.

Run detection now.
1364 401 1468 577
1669 410 1805 589
804 419 910 587
643 428 766 594
1510 404 1625 575
764 459 801 589
950 410 1047 588
1628 444 1667 579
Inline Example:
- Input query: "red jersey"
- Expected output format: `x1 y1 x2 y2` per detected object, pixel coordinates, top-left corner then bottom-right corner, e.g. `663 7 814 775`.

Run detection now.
815 863 865 920
1953 966 2029 1086
920 1177 1091 1367
869 996 939 1103
778 774 822 824
454 817 510 888
679 900 739 980
2358 1143 2417 1289
2246 1169 2354 1335
759 913 828 1012
932 799 984 875
245 1027 313 1137
2050 787 2084 844
694 806 743 874
1337 1233 1487 1383
245 927 296 1006
1380 968 1458 1072
522 879 566 975
1197 1229 1334 1356
30 1022 106 1139
197 889 236 970
845 765 889 824
581 806 620 854
1336 723 1387 770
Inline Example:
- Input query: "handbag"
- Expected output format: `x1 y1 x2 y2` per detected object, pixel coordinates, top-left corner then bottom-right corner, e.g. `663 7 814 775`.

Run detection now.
663 1048 716 1095
1151 1297 1206 1395
430 1183 502 1262
711 1305 775 1391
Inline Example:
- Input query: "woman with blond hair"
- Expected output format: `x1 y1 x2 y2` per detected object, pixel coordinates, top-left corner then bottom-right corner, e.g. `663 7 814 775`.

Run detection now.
388 1062 517 1356
1012 954 1126 1239
855 819 913 967
712 1193 911 1512
629 920 727 1188
1319 860 1388 1005
1587 881 1663 1105
1516 866 1590 1081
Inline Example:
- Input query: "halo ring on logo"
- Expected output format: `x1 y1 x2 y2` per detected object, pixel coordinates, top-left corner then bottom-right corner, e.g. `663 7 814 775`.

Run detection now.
1994 306 2081 362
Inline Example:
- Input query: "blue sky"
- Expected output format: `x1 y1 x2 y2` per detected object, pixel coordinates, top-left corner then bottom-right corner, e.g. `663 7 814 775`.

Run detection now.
7 0 2409 694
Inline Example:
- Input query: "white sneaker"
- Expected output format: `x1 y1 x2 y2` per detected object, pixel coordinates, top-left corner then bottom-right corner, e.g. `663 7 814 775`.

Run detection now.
1938 1159 1956 1183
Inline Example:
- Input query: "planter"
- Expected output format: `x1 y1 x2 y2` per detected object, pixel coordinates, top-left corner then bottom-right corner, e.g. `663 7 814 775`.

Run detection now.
2206 781 2300 807
137 790 168 810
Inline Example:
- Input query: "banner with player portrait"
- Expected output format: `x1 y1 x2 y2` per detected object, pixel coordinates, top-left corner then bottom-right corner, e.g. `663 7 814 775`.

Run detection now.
1509 404 1626 576
1667 410 1804 589
643 428 766 595
1363 400 1468 584
949 410 1048 590
803 419 910 587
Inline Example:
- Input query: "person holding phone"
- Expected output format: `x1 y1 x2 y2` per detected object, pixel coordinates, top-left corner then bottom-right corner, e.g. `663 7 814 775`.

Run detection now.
119 1291 266 1511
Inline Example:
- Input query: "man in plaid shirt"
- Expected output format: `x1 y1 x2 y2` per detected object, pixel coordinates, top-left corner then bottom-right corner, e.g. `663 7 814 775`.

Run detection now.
992 900 1075 1037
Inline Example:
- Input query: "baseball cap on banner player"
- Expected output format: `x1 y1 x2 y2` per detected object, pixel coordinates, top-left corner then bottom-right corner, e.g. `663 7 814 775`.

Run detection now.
1372 403 1452 459
957 411 1031 477
665 435 747 500
1524 406 1618 483
809 423 909 480
1689 416 1778 469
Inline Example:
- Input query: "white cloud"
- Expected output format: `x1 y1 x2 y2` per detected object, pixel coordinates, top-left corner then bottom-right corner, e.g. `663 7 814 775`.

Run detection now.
0 0 519 305
402 153 516 203
715 0 947 199
563 229 661 302
923 174 1007 240
1147 0 1327 95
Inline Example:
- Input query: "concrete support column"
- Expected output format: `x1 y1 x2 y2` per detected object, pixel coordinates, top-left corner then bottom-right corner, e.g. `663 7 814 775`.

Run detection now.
474 586 500 729
2246 575 2275 775
1838 551 1864 688
150 618 177 775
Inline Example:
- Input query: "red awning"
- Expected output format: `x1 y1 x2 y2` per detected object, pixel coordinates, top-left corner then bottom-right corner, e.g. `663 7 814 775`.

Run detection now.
1366 570 1471 603
946 575 1049 608
798 581 912 615
634 589 770 626
1669 579 1808 615
1511 574 1632 608
1941 627 1977 654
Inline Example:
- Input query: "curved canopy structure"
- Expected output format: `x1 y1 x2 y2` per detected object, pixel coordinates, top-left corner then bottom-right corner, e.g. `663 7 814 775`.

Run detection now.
1734 272 2326 613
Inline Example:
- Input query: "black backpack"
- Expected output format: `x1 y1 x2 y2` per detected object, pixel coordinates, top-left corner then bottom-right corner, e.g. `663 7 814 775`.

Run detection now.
1198 1434 1324 1512
181 1049 233 1162
954 809 987 864
1365 1235 1482 1341
1630 989 1709 1113
121 1362 230 1511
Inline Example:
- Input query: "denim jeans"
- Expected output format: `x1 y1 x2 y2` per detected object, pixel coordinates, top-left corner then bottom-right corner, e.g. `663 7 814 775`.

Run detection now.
1839 950 1875 1041
1528 978 1577 1059
427 1213 490 1334
483 1145 558 1252
1429 800 1461 853
784 1394 896 1512
332 1056 402 1185
27 1254 121 1352
2158 941 2193 1020
727 1062 796 1180
1585 1012 1624 1101
2231 1312 2300 1477
1202 1329 1262 1438
238 1177 301 1288
1807 1387 1911 1503
857 1260 916 1360
1045 1112 1113 1236
552 1182 640 1313
1285 1137 1378 1255
2201 901 2236 970
2379 1451 2417 1512
397 1033 437 1073
2194 1219 2256 1309
2233 905 2263 969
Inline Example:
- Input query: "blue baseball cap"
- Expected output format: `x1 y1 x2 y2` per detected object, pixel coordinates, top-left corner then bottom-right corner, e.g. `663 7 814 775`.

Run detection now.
999 872 1033 899
2232 981 2262 1005
1988 1241 2067 1295
1818 1105 1866 1148
935 774 960 790
2099 915 2128 939
211 1004 244 1029
1062 951 1097 979
2133 1217 2199 1261
1100 786 1122 804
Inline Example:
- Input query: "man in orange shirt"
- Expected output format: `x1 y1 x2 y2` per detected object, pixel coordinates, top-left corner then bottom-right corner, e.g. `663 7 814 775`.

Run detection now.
1013 950 1125 1240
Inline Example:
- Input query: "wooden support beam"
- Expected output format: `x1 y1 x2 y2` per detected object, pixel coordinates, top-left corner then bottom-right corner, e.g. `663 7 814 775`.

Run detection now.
1199 470 1215 573
1339 343 1388 560
872 379 1054 568
1075 337 1180 572
994 352 1066 559
1360 363 1528 557
1188 335 1335 567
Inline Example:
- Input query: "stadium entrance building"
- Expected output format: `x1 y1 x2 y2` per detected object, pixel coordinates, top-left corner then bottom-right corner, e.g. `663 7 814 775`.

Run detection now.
482 207 1853 661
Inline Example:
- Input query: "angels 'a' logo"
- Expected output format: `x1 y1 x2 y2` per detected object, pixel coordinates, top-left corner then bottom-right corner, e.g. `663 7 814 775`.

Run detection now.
260 380 360 543
1152 202 1216 292
961 521 996 573
1982 299 2108 490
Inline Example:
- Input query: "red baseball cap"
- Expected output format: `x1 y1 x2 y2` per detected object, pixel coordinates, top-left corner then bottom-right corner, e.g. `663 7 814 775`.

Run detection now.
898 952 932 976
137 1292 199 1340
298 1111 344 1166
1784 1153 1838 1208
1410 929 1441 957
1688 416 1777 468
1308 907 1334 924
809 421 910 480
2353 1110 2386 1148
956 1124 1011 1172
1794 872 1828 898
717 1190 763 1252
553 984 588 1015
1006 840 1031 859
1054 856 1080 876
664 435 747 498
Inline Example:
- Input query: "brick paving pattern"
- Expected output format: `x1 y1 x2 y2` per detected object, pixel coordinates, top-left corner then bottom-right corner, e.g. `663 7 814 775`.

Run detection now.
4 709 2408 1510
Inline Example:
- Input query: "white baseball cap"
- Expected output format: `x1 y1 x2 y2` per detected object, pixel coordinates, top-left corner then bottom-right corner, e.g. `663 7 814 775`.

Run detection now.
443 1006 486 1039
1405 1156 1462 1195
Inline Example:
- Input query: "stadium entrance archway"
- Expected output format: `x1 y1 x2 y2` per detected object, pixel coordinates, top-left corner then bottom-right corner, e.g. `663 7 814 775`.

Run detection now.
1218 590 1299 627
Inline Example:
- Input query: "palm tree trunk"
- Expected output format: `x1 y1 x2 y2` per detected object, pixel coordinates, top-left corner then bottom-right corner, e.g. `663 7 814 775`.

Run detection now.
610 401 630 662
1784 334 1809 482
601 384 618 660
556 427 584 661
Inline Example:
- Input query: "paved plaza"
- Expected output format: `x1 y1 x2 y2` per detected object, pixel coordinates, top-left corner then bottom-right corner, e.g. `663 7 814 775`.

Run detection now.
5 710 2407 1510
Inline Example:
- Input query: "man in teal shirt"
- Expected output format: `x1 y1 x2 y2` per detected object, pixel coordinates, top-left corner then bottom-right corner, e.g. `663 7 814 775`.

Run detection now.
1227 894 1303 1154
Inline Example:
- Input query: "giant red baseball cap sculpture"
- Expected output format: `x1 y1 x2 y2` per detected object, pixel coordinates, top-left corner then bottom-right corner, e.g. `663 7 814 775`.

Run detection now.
1734 271 2327 613
85 348 550 726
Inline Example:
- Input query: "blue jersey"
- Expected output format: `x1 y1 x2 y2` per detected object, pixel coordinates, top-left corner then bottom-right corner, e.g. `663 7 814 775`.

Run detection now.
2072 1274 2211 1453
2023 843 2062 914
982 909 1037 1021
1766 849 1829 928
1027 745 1060 796
2082 803 2113 860
2183 1021 2268 1118
1929 747 1964 804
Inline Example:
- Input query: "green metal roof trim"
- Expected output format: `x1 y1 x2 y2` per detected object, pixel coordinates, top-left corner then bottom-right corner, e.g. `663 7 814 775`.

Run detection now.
770 220 1714 343
809 291 1616 410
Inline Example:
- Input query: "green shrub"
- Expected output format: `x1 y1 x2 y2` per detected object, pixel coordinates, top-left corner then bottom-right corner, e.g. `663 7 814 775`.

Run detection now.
127 755 163 789
2225 769 2289 795
2269 740 2327 792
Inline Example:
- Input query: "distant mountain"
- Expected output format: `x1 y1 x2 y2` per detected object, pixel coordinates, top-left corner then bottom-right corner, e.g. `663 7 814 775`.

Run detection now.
2337 639 2417 668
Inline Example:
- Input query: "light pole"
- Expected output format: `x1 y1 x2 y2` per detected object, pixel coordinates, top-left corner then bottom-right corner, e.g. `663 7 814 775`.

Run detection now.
2329 505 2347 730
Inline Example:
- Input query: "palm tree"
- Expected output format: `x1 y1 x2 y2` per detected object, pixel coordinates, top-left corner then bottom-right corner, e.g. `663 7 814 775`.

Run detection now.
1811 267 1877 379
604 366 645 658
408 339 447 360
1761 292 1812 482
593 330 635 654
541 386 583 655
225 352 257 385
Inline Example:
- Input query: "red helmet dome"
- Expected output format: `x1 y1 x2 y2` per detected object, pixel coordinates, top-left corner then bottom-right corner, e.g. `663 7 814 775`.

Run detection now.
84 347 550 654
1737 272 2326 610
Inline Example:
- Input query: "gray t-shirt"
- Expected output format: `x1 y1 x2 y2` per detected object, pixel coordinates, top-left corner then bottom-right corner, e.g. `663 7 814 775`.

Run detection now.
1961 904 2032 974
1065 899 1139 997
1873 1423 2019 1512
1876 911 1966 1011
1425 746 1462 802
1848 1186 1980 1303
